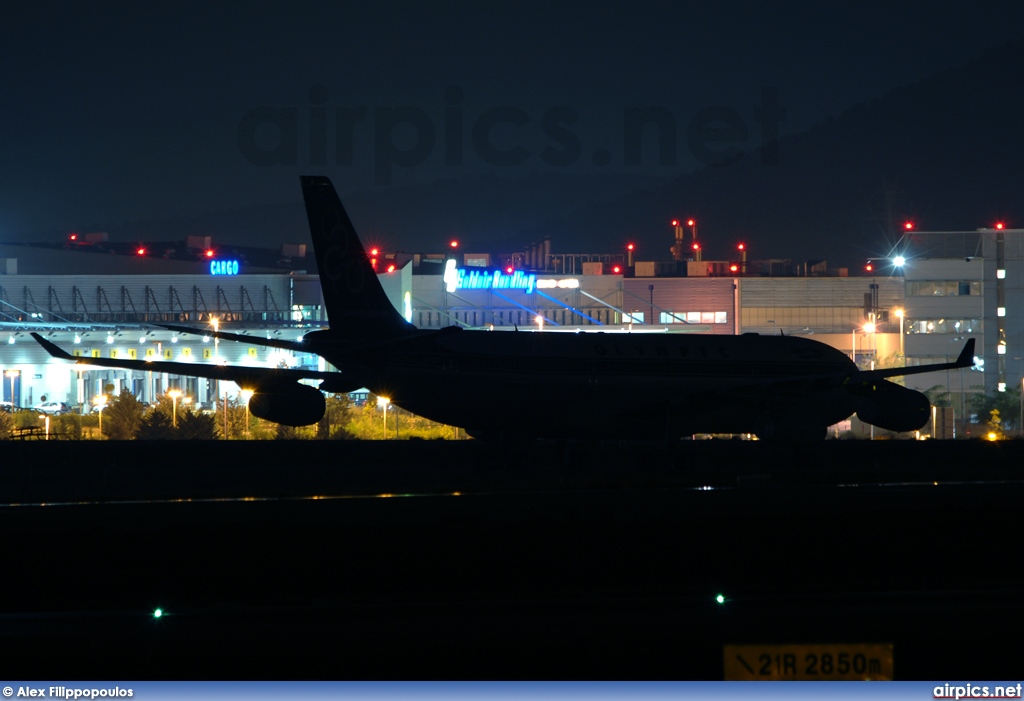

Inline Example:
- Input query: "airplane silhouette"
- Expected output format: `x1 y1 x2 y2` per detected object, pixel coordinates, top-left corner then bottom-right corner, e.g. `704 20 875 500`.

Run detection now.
33 176 976 440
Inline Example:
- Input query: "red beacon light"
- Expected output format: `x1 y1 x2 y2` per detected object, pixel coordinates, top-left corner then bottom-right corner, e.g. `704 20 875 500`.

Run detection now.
737 243 745 251
450 240 459 248
996 222 1005 230
904 221 914 231
692 243 700 250
627 243 635 251
136 247 147 256
386 263 396 273
865 262 874 272
612 265 622 274
670 220 679 227
205 249 215 258
369 248 379 257
687 219 695 227
68 233 78 241
729 264 739 273
506 266 514 274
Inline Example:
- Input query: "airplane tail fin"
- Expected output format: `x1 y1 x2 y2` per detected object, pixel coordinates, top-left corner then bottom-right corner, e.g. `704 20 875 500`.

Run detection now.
300 176 415 337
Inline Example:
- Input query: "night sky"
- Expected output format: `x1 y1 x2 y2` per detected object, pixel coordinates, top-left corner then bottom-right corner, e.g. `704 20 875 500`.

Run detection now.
2 1 1023 256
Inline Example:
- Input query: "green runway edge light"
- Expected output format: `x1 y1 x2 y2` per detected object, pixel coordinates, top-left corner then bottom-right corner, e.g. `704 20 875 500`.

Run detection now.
152 608 164 619
715 594 726 605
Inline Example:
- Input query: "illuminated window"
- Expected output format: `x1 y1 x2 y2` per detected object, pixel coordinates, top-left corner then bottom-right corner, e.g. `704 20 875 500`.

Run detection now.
997 344 1006 355
908 319 983 334
714 312 728 324
906 281 983 297
997 269 1006 279
998 307 1006 317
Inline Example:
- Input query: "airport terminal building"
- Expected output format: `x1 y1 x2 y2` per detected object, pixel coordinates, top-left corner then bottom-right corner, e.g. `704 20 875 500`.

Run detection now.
900 227 1024 426
2 229 1020 436
0 243 326 410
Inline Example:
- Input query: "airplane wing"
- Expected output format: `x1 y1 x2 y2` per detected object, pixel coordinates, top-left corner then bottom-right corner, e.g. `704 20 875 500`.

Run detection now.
29 332 358 392
153 322 433 356
152 323 310 352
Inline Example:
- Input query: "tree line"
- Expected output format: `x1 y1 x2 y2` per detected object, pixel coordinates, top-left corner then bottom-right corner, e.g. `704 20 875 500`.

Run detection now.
0 389 459 440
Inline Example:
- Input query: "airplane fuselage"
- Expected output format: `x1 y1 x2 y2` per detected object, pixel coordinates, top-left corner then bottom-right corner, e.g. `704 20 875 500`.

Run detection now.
316 328 860 440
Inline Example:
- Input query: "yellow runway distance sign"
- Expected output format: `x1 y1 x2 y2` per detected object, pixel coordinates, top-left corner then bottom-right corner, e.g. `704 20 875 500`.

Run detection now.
724 643 893 680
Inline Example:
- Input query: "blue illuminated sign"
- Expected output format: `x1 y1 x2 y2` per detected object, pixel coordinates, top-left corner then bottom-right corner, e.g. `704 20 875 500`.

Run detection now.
443 260 535 294
209 260 240 276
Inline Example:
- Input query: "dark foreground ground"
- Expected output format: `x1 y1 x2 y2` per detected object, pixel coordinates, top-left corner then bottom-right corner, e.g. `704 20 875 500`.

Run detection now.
1 439 1022 679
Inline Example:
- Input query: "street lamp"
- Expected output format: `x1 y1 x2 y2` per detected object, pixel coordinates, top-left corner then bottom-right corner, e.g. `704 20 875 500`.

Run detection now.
946 336 965 437
167 389 182 429
864 321 880 366
850 323 876 368
75 367 85 413
240 389 254 437
93 394 107 435
5 369 19 405
894 308 905 363
379 396 391 439
211 316 220 413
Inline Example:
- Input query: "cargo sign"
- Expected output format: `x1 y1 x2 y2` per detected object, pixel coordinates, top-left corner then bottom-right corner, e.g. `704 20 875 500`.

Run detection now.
209 260 240 276
723 643 893 680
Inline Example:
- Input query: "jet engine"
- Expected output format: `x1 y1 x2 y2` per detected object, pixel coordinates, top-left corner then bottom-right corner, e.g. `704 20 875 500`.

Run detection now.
853 379 931 432
248 383 327 426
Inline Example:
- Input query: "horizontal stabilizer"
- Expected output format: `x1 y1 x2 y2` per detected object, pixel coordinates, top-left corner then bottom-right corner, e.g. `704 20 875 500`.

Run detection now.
857 338 976 382
955 337 976 367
